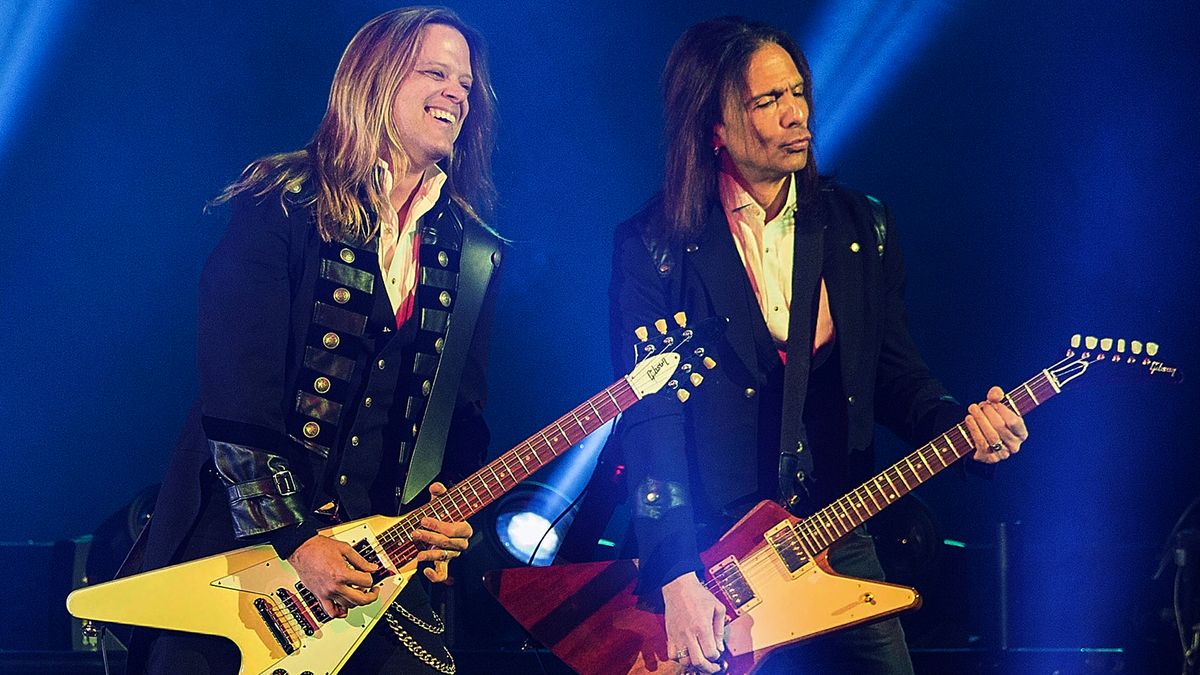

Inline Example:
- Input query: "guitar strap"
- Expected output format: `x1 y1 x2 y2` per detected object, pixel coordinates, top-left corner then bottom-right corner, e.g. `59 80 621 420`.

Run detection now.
778 189 888 513
777 194 823 512
399 211 501 505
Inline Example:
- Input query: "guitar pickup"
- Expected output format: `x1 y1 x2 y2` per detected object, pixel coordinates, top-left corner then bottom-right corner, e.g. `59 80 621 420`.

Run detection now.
708 556 760 615
765 520 810 576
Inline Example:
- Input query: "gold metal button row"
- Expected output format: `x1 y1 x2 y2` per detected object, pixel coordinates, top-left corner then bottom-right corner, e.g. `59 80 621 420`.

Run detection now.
302 421 320 438
333 287 351 304
437 250 449 267
314 377 331 394
323 331 340 349
438 291 452 307
340 247 356 264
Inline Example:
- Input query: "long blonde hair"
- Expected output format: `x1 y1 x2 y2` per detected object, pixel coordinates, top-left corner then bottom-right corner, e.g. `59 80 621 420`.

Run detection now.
211 7 497 241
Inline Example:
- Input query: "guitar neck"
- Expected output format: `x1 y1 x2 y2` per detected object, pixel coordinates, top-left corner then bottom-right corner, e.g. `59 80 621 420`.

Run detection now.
374 377 641 564
794 367 1065 554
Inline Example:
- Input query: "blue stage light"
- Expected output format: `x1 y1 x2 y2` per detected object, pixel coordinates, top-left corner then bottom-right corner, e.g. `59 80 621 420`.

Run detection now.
802 0 955 166
490 418 614 566
0 0 73 160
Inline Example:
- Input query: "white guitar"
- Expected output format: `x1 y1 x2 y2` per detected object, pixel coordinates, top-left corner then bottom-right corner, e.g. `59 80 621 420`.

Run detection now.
66 314 725 674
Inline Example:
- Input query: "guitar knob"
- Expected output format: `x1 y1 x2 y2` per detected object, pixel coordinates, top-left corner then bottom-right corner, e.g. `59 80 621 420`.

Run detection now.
1147 342 1159 356
674 311 687 327
689 373 704 386
1085 335 1098 349
634 326 649 342
655 318 668 334
676 389 691 403
703 357 717 369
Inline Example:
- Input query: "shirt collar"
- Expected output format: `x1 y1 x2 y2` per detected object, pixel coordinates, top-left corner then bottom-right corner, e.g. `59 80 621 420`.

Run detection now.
718 171 797 223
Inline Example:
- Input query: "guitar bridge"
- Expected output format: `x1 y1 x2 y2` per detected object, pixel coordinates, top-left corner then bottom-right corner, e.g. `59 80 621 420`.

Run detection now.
708 556 760 615
765 520 810 576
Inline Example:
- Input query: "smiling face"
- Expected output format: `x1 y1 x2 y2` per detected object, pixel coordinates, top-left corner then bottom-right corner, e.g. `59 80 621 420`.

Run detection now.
391 23 473 174
713 42 810 188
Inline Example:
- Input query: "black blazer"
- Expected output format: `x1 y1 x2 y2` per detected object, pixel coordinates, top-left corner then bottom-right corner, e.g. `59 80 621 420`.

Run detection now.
609 179 965 593
143 186 499 572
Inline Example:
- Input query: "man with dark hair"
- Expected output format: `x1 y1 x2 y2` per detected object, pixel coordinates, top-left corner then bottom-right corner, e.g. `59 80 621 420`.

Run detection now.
609 17 1027 673
128 7 501 674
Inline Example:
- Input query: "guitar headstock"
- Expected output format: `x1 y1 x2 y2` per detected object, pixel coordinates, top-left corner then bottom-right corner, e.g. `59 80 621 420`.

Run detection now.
625 312 728 402
1049 333 1183 390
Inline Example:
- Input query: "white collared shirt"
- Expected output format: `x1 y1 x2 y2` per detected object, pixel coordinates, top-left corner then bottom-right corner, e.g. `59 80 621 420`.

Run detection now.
376 161 447 315
720 172 798 346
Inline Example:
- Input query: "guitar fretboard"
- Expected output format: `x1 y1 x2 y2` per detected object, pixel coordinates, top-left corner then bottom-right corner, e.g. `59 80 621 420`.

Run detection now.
792 368 1062 555
374 377 642 565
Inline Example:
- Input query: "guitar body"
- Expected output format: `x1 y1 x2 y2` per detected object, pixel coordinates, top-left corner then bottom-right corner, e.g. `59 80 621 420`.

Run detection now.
488 501 919 675
67 515 415 675
488 337 1180 674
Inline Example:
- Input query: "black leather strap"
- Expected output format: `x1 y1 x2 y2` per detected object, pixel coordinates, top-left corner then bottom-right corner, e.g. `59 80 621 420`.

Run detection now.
777 192 824 511
399 213 500 504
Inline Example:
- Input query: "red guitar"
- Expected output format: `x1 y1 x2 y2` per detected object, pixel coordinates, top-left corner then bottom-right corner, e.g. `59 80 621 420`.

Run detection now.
487 335 1181 674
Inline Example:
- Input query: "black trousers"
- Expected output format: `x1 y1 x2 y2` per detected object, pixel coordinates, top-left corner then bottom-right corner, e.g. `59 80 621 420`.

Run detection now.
754 527 915 675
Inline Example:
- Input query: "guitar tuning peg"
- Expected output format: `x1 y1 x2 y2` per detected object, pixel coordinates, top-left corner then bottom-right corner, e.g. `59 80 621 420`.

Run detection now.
1085 335 1098 350
676 388 691 403
634 326 649 342
1131 340 1143 355
703 356 717 369
654 318 668 334
689 373 704 386
1116 339 1126 353
1070 334 1082 349
1147 342 1159 357
1100 337 1113 351
673 311 687 327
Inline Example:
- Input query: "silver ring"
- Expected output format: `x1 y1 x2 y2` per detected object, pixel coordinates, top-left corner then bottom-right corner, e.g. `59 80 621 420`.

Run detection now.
675 647 688 661
989 442 1003 452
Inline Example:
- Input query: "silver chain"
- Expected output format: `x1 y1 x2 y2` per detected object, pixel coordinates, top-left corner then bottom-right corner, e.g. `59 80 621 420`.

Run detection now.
384 605 454 674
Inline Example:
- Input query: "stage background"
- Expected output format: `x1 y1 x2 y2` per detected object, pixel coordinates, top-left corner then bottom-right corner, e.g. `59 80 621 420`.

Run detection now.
1 0 1196 662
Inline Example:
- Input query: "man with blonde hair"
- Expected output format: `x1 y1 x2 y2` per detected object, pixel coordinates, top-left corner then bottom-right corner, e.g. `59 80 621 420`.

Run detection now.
130 7 502 673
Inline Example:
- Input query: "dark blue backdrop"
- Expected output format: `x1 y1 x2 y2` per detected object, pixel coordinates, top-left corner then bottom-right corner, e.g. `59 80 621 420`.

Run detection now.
2 0 1196 653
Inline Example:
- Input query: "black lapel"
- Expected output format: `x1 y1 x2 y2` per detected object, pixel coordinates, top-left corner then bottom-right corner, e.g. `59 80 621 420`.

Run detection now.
686 199 771 380
820 191 866 392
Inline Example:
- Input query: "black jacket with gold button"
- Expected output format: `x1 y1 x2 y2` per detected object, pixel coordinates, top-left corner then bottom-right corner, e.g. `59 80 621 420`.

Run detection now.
143 183 500 571
608 179 967 595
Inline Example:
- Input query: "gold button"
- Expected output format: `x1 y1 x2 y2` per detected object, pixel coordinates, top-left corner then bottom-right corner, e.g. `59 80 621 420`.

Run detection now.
314 377 331 394
434 337 444 353
850 242 861 253
333 287 351 304
339 247 356 264
363 397 372 407
645 491 659 503
322 332 340 349
438 290 452 307
338 474 348 486
421 380 432 396
351 435 359 446
437 250 449 267
377 359 386 370
744 388 756 398
302 421 320 438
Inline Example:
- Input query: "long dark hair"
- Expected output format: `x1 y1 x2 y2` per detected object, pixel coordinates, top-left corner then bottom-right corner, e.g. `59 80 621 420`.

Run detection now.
212 7 498 241
661 17 817 239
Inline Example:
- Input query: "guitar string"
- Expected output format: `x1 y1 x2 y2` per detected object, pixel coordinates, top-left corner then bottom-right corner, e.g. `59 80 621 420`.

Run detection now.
703 375 1058 591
